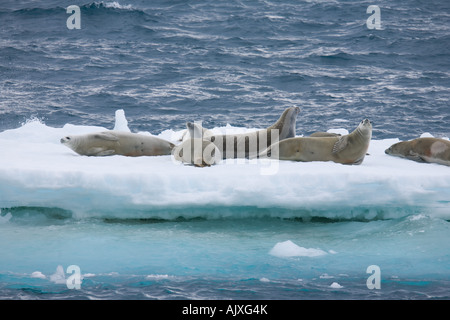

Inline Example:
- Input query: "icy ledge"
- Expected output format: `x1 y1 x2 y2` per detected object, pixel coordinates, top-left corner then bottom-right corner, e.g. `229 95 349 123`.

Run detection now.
0 115 449 220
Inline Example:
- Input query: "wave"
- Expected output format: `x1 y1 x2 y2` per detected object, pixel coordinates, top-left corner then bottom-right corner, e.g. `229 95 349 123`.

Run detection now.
2 1 141 13
0 1 146 19
88 1 136 11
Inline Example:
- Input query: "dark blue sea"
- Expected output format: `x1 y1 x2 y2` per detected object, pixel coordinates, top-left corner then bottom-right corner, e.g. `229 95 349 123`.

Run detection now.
0 0 449 303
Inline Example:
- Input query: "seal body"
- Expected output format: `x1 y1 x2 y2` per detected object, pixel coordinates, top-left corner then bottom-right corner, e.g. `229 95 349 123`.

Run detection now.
60 131 175 157
188 106 300 159
385 137 450 166
260 119 372 165
309 132 341 138
172 138 221 167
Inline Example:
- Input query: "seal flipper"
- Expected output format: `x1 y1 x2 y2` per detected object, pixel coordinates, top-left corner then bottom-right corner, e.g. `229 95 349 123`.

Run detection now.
193 160 210 167
352 156 365 165
332 136 348 154
407 151 426 163
310 132 341 138
87 147 116 156
93 132 119 141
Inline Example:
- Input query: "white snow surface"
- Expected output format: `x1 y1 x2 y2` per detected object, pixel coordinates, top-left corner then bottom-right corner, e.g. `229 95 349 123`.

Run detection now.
0 110 449 220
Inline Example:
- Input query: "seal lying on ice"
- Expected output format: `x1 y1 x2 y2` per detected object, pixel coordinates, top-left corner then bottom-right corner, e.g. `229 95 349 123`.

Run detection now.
385 137 450 166
258 119 372 165
61 131 175 157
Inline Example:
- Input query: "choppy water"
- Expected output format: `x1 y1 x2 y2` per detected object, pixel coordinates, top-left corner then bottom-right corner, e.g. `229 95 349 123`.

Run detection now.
0 0 449 300
1 0 449 138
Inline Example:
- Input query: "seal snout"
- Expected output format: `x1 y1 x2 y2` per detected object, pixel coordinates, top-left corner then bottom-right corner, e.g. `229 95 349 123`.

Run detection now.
60 136 71 144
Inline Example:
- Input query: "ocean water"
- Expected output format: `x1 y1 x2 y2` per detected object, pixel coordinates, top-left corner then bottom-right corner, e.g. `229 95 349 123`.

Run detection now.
0 0 449 301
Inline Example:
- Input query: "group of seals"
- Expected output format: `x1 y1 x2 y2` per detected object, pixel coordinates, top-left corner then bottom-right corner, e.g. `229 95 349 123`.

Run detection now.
173 106 300 166
172 109 373 167
60 108 449 167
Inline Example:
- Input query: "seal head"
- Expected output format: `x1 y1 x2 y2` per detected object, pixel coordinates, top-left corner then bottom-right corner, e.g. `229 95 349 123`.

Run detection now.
266 106 300 140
